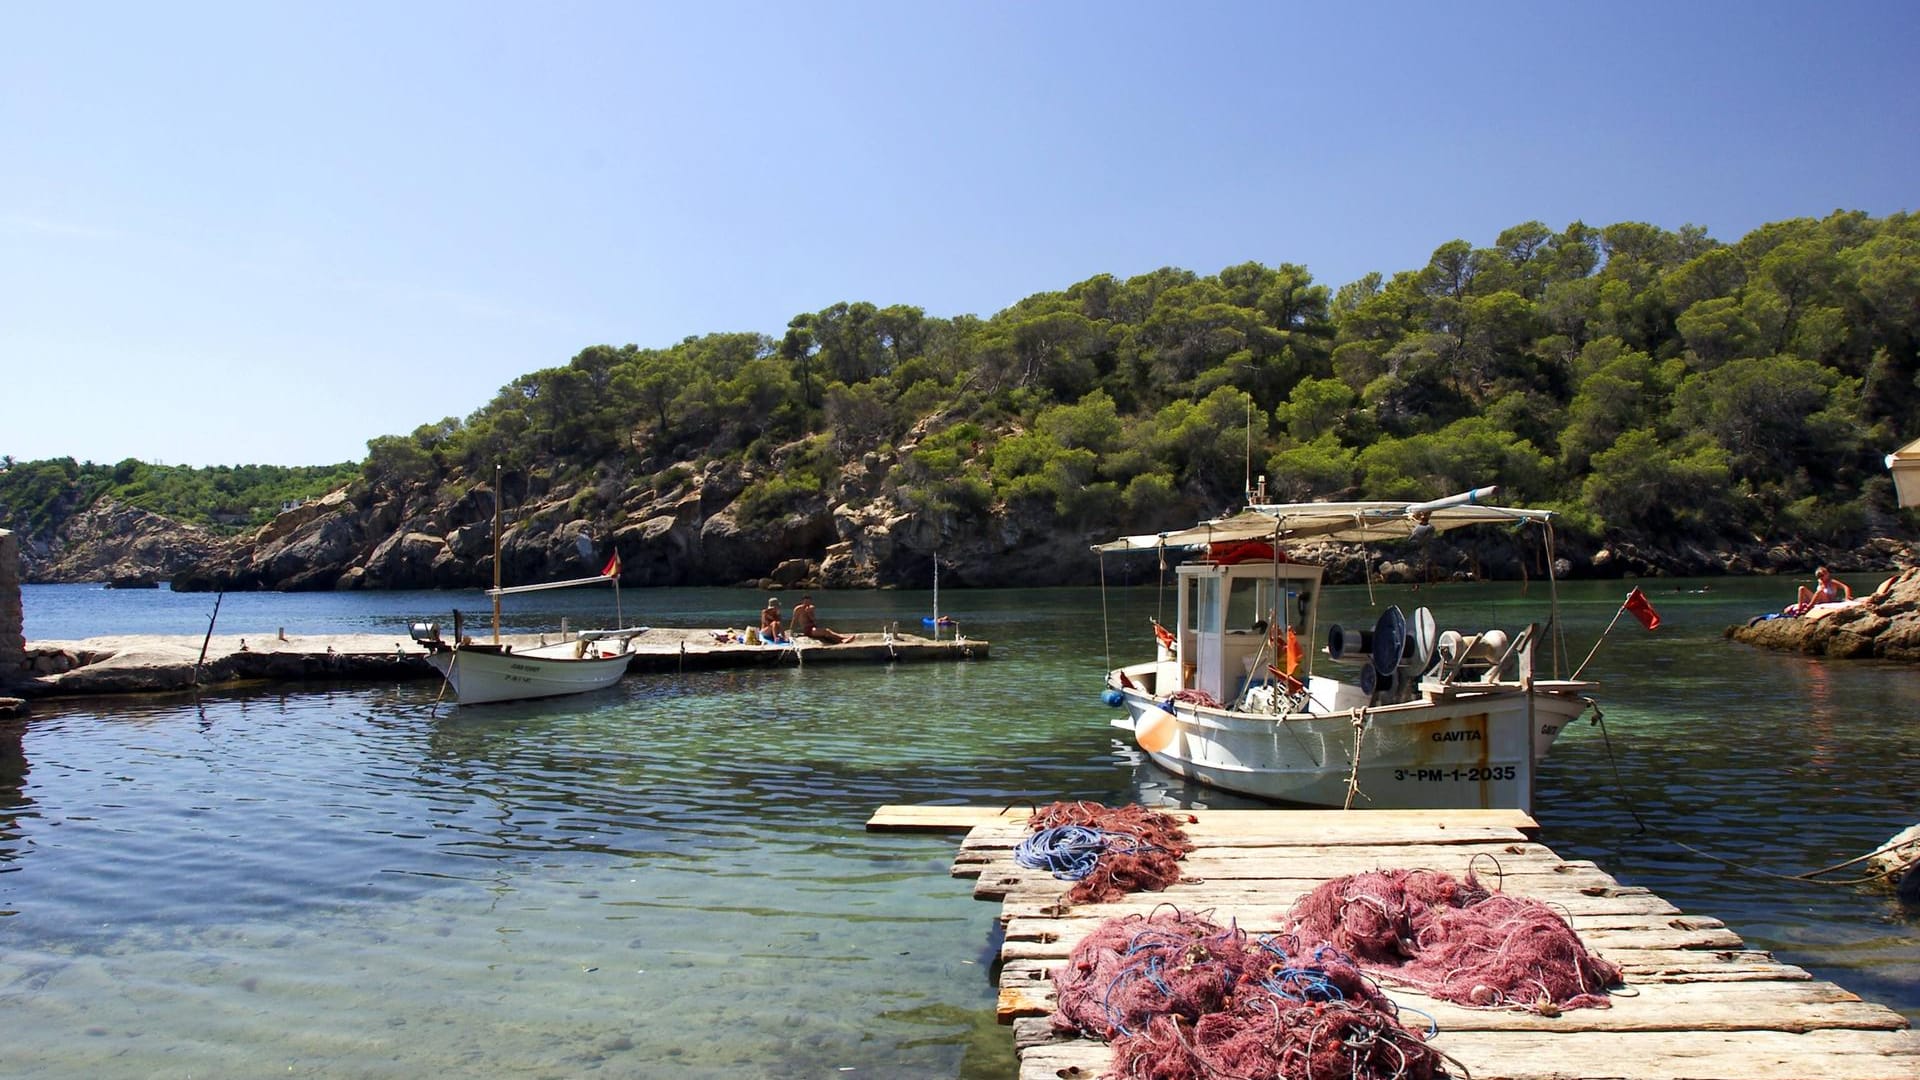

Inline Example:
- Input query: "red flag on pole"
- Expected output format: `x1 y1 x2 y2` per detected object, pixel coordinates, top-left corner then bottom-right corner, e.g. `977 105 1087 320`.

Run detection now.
1623 587 1660 630
1284 625 1303 675
601 550 621 578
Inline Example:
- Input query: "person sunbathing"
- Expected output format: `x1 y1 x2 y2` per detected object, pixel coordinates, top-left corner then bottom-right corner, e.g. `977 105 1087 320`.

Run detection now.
791 595 851 644
759 598 790 643
1783 566 1852 616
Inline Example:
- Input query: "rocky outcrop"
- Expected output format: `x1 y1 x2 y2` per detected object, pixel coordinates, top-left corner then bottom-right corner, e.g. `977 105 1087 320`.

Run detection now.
24 499 220 585
0 434 1888 596
1726 568 1920 660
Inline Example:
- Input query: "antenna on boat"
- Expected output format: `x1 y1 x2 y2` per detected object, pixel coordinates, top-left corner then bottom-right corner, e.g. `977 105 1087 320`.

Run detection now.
491 463 503 645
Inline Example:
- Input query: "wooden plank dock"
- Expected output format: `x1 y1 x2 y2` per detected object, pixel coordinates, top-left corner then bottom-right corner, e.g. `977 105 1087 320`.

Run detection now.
872 806 1920 1080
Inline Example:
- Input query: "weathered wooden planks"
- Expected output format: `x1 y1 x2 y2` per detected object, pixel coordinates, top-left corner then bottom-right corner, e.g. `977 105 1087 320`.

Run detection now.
868 803 1536 834
865 804 1034 832
930 806 1920 1080
1012 1019 1920 1080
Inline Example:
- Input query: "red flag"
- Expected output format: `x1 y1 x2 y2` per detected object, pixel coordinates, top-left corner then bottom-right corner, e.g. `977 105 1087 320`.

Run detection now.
601 550 621 578
1623 587 1660 630
1284 625 1303 675
1153 621 1177 655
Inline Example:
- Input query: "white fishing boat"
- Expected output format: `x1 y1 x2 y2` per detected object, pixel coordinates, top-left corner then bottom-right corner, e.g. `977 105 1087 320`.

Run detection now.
410 468 644 705
1096 486 1597 811
412 612 640 705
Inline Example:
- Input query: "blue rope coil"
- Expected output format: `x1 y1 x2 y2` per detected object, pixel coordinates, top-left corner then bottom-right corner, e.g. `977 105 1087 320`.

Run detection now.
1015 825 1111 880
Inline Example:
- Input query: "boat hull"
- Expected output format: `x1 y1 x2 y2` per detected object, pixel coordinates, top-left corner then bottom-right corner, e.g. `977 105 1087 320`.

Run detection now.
1109 678 1590 811
425 643 632 704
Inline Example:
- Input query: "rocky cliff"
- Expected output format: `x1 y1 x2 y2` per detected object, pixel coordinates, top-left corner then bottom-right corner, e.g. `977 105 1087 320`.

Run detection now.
16 461 1917 595
169 453 1110 593
17 498 222 585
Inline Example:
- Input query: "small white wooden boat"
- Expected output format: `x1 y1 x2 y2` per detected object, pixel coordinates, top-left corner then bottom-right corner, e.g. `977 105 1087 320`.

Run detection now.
414 621 639 705
1096 487 1597 811
411 467 641 705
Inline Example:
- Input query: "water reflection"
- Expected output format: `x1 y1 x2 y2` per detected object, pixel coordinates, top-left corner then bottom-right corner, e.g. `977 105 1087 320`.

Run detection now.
0 719 29 881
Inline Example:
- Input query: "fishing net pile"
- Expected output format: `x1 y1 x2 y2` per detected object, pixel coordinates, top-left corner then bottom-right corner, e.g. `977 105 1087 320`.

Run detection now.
1051 908 1443 1080
1287 868 1622 1013
1042 870 1622 1079
1016 801 1196 904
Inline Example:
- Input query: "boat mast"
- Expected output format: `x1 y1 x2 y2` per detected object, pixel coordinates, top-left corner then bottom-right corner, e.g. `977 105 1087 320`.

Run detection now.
931 553 940 641
491 464 503 644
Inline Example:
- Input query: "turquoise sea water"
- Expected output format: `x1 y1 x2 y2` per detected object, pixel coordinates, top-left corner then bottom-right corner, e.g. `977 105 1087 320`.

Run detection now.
5 578 1917 1077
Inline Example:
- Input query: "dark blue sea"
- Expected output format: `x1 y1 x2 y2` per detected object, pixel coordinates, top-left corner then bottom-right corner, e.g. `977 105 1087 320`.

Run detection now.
5 578 1916 1077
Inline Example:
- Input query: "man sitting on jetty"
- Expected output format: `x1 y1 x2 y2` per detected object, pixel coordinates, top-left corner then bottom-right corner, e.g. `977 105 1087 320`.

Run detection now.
791 595 851 644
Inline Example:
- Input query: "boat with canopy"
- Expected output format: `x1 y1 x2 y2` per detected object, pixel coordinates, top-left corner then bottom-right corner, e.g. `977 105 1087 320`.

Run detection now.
1095 486 1597 810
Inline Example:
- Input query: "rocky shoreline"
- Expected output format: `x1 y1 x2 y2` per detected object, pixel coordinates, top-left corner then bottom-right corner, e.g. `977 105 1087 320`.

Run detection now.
17 475 1918 596
1724 567 1920 660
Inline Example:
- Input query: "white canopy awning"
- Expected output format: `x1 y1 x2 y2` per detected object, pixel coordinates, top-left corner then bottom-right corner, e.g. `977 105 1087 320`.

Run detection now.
487 573 614 597
1887 437 1920 508
1094 489 1555 552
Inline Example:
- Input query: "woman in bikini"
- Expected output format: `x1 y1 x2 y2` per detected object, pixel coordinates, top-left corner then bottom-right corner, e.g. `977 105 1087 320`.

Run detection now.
1793 566 1851 613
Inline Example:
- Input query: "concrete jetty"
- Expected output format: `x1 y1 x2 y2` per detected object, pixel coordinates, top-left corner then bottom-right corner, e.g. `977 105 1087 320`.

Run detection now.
18 627 987 697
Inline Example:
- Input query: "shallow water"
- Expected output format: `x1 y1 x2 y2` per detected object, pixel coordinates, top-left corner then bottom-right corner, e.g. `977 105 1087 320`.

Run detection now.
4 578 1916 1077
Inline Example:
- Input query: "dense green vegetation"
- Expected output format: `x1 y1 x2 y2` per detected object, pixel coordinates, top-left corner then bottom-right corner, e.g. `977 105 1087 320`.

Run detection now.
10 211 1917 556
360 210 1916 548
0 456 357 537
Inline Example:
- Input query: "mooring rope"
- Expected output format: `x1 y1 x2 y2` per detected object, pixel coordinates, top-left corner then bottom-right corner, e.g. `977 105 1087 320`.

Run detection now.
1343 708 1369 810
428 649 454 720
1589 704 1912 887
1099 552 1112 679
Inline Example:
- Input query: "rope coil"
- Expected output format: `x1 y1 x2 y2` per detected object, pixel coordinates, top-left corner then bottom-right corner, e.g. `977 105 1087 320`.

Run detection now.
1016 825 1160 881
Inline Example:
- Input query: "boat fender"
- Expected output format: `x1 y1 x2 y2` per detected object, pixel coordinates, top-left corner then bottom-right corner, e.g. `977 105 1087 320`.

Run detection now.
1101 688 1125 707
1136 706 1178 753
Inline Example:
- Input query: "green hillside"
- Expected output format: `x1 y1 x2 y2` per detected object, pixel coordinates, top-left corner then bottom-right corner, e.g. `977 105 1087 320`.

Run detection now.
9 211 1918 558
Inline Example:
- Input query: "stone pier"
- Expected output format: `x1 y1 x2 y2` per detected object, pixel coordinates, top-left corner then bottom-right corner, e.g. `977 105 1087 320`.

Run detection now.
1 529 26 709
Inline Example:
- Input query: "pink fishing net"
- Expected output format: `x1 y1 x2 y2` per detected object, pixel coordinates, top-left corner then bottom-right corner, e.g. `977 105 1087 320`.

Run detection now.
1043 871 1622 1080
1052 909 1441 1080
1287 868 1622 1013
1027 801 1195 904
1050 909 1250 1041
1110 996 1443 1080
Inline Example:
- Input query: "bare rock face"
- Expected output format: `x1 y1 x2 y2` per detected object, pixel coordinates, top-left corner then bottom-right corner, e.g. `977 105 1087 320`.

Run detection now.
1726 568 1920 661
30 499 222 585
363 531 449 588
698 507 836 585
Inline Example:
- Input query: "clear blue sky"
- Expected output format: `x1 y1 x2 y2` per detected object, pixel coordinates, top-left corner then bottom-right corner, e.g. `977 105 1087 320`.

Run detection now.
5 1 1916 468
